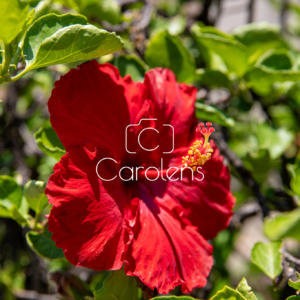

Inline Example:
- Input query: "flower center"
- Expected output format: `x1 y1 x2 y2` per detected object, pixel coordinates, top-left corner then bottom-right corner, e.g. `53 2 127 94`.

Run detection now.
182 122 215 171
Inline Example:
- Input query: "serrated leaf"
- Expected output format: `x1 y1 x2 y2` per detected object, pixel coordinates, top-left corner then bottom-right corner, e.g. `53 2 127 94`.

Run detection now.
23 13 87 65
26 226 65 260
145 30 196 83
22 13 123 72
88 269 140 300
34 120 66 161
0 175 22 218
210 286 246 300
251 241 282 279
195 102 235 127
192 25 248 77
264 208 300 242
24 180 48 214
111 55 146 82
236 278 257 300
289 272 300 292
0 0 29 44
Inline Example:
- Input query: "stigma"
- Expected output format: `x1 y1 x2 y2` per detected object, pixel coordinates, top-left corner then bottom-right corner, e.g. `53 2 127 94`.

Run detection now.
182 122 215 171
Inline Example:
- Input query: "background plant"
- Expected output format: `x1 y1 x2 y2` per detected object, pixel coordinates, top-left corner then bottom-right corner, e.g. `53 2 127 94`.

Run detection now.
1 0 300 300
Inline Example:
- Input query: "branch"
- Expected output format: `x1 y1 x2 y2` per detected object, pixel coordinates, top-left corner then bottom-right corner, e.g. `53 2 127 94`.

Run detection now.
247 0 255 23
280 0 289 33
212 132 269 218
198 0 213 25
282 249 300 266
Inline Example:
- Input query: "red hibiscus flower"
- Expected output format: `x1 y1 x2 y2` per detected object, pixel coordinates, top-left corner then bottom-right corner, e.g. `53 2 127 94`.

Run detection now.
46 60 235 294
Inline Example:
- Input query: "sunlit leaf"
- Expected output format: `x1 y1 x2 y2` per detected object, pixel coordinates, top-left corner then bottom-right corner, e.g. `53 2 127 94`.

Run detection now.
264 208 300 242
195 102 235 127
24 180 48 214
251 241 282 279
236 278 257 300
232 22 287 64
111 55 146 82
34 120 66 161
210 286 246 300
0 175 22 218
145 30 196 83
87 269 140 300
0 0 29 44
289 272 300 292
22 13 123 72
192 24 248 76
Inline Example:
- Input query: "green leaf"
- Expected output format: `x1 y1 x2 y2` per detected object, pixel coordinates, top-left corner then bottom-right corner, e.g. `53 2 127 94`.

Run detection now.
236 278 257 300
111 55 146 82
255 123 294 159
80 0 120 25
88 269 140 300
247 67 300 96
258 50 293 71
145 30 196 83
264 208 300 242
34 120 66 161
22 13 123 72
210 286 246 300
0 175 22 218
26 226 65 260
251 241 282 279
10 205 29 227
289 272 300 292
195 102 235 127
286 297 300 300
0 0 29 44
192 25 248 77
24 180 48 214
151 297 197 300
196 69 231 89
232 22 287 64
287 152 300 197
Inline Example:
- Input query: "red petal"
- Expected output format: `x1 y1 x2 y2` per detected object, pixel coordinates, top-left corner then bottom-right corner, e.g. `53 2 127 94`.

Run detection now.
158 139 235 240
48 61 146 160
46 143 137 270
125 183 213 294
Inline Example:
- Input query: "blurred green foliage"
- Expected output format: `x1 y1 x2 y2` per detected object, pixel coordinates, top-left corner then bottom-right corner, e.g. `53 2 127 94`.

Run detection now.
1 0 300 300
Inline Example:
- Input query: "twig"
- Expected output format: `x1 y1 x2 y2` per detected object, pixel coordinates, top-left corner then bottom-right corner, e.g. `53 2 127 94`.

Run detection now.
212 132 269 217
282 249 300 267
280 0 289 33
230 202 261 227
99 21 129 33
198 0 213 25
247 0 255 23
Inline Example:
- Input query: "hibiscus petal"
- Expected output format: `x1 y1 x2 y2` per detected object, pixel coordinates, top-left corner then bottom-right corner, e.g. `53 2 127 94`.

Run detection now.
48 61 146 160
46 143 137 270
125 183 213 294
155 140 235 240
